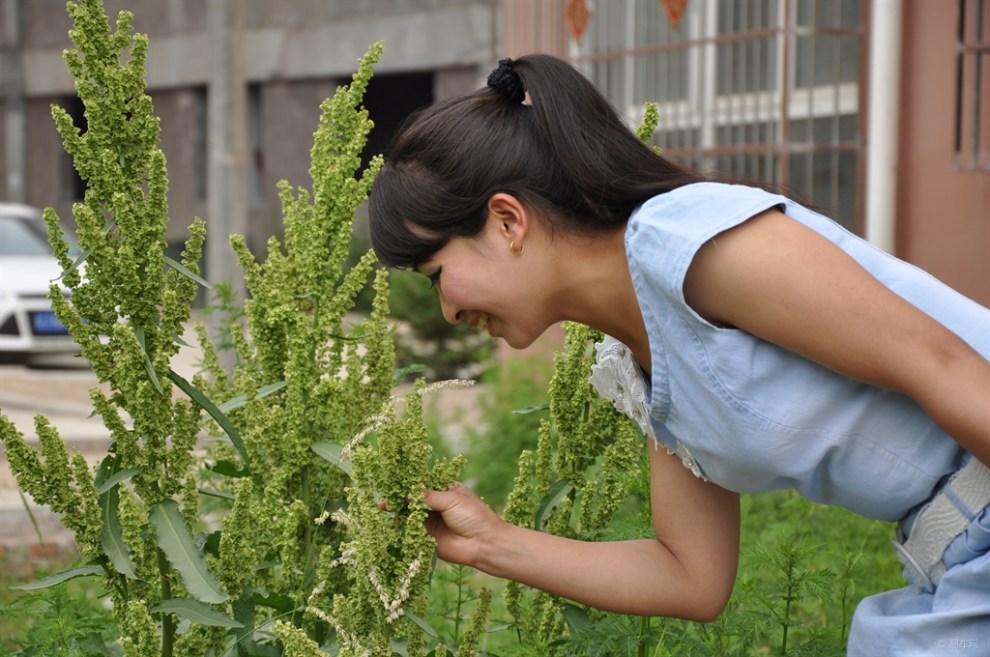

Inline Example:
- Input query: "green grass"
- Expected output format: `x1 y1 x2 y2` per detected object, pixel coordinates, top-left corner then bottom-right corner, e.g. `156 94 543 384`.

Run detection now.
418 489 902 657
0 546 118 656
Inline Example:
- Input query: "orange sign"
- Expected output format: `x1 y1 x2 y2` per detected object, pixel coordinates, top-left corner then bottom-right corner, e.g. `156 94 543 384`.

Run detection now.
566 0 591 42
660 0 688 30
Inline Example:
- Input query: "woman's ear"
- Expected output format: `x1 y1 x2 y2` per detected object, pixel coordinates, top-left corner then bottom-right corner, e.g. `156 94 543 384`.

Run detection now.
487 193 529 245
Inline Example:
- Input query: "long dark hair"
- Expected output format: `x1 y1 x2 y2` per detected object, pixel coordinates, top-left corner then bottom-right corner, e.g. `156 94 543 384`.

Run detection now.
368 54 708 269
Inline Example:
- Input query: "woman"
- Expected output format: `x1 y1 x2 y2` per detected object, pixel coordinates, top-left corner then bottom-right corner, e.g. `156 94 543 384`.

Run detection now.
367 55 990 655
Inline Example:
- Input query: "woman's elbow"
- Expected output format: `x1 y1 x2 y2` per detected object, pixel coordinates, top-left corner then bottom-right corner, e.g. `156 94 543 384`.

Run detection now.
679 573 735 623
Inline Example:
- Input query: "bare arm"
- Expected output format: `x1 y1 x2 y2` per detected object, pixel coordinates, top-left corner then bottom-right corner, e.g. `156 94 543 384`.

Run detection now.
425 444 740 621
683 208 990 466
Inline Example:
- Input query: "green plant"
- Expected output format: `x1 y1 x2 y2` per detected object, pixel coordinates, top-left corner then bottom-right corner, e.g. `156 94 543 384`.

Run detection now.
463 355 553 508
386 269 496 381
0 1 463 656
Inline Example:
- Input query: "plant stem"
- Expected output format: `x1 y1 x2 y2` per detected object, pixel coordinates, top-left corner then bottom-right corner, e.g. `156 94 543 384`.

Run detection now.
638 615 650 657
158 547 175 657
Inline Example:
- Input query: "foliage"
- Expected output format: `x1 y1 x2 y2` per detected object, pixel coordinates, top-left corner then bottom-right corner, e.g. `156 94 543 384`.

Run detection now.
0 1 464 655
384 268 496 382
462 355 553 508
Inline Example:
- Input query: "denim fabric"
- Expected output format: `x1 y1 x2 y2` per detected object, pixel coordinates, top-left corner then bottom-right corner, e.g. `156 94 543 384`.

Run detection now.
849 504 989 656
625 182 989 521
621 182 990 653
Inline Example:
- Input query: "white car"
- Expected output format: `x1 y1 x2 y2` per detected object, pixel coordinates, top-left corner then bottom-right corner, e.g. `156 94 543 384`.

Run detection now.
0 203 79 359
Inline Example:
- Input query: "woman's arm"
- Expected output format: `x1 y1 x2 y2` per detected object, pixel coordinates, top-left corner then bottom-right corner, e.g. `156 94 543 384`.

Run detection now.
425 444 740 621
683 208 990 466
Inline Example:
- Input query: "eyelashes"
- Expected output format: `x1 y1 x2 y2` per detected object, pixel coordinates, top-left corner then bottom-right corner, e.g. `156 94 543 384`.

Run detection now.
428 267 442 289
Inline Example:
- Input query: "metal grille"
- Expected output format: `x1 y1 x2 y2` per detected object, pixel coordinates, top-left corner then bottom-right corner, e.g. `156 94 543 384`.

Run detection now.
551 0 869 233
955 0 990 171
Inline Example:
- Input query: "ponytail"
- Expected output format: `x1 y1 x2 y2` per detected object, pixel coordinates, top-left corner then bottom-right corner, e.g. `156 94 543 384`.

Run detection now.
369 54 707 269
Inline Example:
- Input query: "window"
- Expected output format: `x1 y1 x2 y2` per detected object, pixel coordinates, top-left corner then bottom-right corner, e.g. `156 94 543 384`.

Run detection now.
60 95 87 201
955 0 990 171
570 0 867 231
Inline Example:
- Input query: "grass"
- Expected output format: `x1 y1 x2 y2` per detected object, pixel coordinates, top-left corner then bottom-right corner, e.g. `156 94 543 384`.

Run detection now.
0 489 903 657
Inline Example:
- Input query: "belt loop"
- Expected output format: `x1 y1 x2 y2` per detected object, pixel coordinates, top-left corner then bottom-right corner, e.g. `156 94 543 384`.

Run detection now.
895 457 990 591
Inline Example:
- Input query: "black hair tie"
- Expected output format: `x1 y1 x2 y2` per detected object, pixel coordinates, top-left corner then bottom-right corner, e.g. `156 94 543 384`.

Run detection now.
487 58 526 103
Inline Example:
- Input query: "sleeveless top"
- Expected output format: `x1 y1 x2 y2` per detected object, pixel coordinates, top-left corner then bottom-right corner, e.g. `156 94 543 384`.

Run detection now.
588 182 990 522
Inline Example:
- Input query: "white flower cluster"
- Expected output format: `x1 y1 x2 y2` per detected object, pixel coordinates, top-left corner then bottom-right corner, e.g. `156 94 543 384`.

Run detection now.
368 557 422 623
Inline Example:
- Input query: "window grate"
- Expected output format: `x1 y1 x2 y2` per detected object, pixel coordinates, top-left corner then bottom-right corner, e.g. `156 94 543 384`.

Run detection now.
506 0 870 233
955 0 990 171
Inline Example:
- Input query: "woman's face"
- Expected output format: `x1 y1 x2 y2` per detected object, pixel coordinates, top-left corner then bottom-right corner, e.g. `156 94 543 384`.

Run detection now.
417 202 558 349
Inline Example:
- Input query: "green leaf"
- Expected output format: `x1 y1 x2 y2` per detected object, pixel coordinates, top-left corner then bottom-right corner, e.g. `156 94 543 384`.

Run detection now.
149 500 229 603
95 467 142 494
208 460 250 478
252 589 296 613
511 403 549 415
168 369 250 470
311 441 353 477
12 565 104 590
403 610 438 638
533 480 574 531
214 380 287 415
100 485 138 579
151 598 241 628
561 603 592 632
199 488 236 500
393 364 428 384
232 591 256 657
164 255 212 288
61 216 116 278
134 326 163 394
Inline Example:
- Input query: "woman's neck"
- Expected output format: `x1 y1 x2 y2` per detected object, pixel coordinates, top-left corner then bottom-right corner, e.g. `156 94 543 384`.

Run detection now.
550 228 652 374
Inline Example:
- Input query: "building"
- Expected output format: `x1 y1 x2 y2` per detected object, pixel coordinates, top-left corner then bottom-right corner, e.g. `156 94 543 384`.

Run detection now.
2 0 987 305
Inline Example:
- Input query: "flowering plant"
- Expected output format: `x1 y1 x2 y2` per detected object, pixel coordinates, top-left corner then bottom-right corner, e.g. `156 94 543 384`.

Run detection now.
0 1 464 655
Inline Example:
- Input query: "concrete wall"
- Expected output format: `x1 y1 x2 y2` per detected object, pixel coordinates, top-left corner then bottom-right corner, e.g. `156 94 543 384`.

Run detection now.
4 0 497 260
895 0 990 306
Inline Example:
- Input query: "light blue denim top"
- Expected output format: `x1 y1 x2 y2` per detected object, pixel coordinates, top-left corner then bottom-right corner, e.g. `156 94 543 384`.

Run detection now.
625 182 990 521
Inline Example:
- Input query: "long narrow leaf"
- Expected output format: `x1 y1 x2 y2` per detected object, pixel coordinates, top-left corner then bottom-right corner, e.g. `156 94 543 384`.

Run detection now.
61 216 116 278
214 380 287 416
12 565 104 590
168 369 250 470
534 480 574 531
149 500 228 604
151 598 241 628
232 591 256 657
100 485 138 579
404 610 439 638
311 441 353 477
163 255 212 289
95 467 141 495
134 326 163 394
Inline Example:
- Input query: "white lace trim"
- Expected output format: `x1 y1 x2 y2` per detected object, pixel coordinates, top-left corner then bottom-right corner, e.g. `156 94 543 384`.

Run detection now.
588 336 706 480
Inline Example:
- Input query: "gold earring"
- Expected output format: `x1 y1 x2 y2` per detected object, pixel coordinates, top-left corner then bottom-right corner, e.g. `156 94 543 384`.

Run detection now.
510 240 523 256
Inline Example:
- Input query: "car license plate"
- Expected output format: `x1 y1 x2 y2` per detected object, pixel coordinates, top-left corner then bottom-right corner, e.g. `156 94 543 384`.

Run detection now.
30 311 69 335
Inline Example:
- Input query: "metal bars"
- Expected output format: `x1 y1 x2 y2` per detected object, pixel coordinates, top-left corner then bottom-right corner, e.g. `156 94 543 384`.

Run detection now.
955 0 990 171
561 0 868 232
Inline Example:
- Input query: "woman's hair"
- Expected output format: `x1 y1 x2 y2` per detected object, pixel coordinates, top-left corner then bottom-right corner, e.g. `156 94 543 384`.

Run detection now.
368 54 709 269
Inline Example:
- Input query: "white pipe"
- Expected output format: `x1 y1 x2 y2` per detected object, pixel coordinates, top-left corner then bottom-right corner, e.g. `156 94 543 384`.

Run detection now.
865 0 903 254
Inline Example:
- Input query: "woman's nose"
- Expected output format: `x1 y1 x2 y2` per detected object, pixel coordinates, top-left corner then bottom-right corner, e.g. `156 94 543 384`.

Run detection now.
438 293 463 325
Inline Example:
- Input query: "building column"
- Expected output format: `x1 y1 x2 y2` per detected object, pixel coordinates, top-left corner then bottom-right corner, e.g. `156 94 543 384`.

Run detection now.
207 0 248 368
1 0 26 203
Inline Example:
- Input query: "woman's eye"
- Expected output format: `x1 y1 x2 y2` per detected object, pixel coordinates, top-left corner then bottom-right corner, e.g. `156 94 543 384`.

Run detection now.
428 268 442 289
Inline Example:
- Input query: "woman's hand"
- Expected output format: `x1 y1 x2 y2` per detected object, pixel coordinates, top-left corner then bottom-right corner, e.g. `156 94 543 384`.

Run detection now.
423 483 505 568
418 448 740 622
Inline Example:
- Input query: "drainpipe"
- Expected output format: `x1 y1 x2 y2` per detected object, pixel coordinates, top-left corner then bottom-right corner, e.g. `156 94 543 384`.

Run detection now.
865 0 903 254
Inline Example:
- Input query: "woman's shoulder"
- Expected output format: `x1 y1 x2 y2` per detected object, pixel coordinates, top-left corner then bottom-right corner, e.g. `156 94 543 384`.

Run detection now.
633 182 787 228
